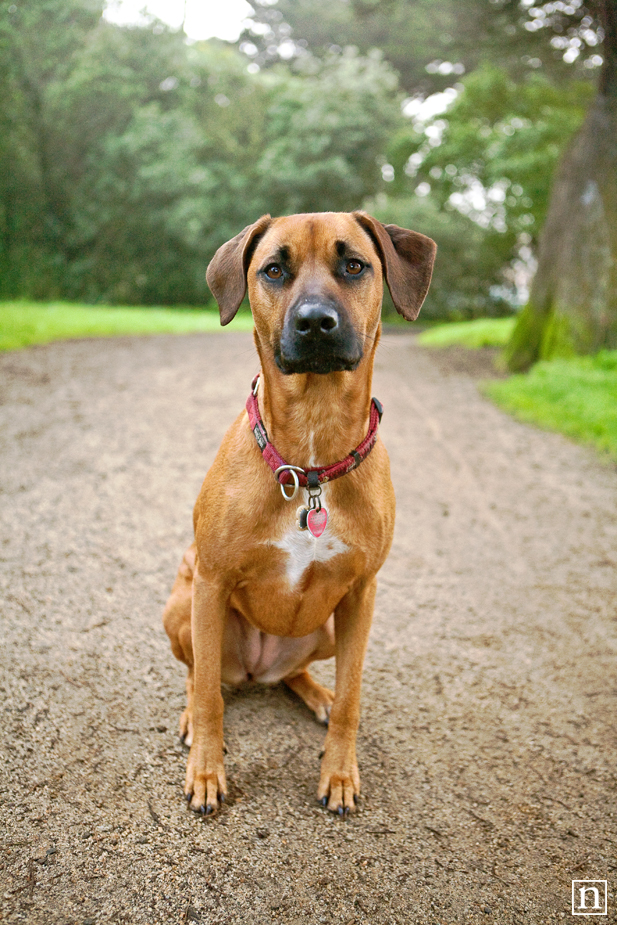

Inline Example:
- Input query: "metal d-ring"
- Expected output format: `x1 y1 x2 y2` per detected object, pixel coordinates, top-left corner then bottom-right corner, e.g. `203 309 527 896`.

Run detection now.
273 465 306 501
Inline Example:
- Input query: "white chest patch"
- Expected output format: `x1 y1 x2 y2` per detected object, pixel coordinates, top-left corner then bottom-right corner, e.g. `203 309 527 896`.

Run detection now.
271 524 349 590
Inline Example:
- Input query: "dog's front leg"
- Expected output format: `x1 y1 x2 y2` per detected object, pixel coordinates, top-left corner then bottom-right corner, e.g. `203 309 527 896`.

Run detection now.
185 561 227 814
318 575 377 814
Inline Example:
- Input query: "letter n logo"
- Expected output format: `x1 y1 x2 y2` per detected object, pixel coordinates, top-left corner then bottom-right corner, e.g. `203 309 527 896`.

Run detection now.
572 880 608 916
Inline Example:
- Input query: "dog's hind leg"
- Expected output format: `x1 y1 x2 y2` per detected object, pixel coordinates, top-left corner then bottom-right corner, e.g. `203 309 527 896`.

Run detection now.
178 637 195 746
162 543 196 744
283 617 335 725
284 670 334 725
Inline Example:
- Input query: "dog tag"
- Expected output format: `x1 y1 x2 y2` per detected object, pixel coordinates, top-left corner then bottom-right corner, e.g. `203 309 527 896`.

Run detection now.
307 507 328 538
296 506 309 530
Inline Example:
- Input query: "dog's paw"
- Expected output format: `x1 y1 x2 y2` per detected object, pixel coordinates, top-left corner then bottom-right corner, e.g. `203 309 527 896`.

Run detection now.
317 754 360 815
184 743 226 815
311 687 334 726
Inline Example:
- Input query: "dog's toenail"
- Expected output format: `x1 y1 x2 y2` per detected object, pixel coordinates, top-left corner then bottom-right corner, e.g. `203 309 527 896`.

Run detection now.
337 805 344 816
219 794 225 803
205 804 213 816
321 796 328 807
353 794 359 805
185 792 192 802
318 749 325 759
199 805 206 815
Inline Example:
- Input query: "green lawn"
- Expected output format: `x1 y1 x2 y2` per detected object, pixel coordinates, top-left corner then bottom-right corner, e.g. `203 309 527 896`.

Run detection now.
416 316 617 461
417 317 516 349
484 351 617 461
0 301 254 351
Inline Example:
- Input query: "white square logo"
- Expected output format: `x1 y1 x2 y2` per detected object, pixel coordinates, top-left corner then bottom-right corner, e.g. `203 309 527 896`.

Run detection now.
572 880 608 916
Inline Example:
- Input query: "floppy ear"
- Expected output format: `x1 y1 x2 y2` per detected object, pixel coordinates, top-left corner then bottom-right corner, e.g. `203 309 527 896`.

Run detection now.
353 211 437 321
206 215 272 325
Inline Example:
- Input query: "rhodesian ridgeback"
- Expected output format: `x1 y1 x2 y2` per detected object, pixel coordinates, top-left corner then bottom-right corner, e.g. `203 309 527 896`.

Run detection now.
163 211 436 815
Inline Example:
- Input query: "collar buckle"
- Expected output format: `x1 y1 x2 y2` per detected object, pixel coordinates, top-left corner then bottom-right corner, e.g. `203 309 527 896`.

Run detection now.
273 465 305 501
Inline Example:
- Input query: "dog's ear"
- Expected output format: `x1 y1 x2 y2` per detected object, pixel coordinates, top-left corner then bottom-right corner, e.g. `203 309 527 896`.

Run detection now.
353 211 437 321
206 215 272 325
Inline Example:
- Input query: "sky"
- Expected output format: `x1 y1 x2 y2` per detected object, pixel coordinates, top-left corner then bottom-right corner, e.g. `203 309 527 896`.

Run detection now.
103 0 255 42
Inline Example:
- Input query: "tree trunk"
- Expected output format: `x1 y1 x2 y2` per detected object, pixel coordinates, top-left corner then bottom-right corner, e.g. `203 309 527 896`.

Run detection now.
506 0 617 371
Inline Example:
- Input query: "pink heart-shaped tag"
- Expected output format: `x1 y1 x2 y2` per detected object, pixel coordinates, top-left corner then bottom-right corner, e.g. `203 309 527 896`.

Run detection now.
307 507 328 538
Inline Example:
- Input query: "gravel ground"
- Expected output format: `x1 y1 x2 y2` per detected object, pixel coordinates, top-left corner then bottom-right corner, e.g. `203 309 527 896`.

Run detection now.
1 332 616 925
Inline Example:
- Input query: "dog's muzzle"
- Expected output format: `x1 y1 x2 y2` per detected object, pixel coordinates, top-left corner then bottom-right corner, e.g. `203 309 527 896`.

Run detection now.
276 298 363 375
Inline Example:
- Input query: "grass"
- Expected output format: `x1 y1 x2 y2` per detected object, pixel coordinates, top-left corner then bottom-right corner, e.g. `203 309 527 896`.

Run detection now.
0 301 254 351
417 316 516 349
416 316 617 462
484 351 617 461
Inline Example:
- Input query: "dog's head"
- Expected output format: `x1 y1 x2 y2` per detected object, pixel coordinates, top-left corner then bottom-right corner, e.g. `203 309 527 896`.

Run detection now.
206 211 436 376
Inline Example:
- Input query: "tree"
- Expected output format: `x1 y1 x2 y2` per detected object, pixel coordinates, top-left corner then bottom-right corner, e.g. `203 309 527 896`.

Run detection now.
0 3 406 304
238 0 603 93
253 49 402 216
506 0 617 369
366 190 516 319
55 30 273 303
0 0 104 296
4 0 610 314
384 64 593 316
236 0 605 321
59 40 404 303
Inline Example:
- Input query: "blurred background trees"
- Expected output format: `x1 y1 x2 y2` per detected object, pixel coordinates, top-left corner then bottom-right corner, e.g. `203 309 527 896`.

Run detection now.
505 0 616 369
1 0 613 359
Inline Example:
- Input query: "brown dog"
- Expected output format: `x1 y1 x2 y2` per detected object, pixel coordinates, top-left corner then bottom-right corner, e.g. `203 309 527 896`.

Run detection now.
163 211 436 815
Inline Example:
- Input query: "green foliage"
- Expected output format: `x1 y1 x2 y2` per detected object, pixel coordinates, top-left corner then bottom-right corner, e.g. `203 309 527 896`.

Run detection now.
413 65 594 243
238 0 461 94
0 5 402 305
485 352 617 461
239 0 601 93
1 14 272 303
0 0 605 322
418 317 515 348
367 191 515 319
371 65 594 318
256 50 401 215
235 1 603 325
0 0 106 296
0 301 251 352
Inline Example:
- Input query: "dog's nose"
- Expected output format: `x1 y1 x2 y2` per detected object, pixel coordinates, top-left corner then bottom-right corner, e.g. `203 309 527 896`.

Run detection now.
294 302 339 336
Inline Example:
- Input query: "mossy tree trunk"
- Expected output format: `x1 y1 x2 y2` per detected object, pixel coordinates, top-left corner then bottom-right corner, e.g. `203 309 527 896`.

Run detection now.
506 0 617 371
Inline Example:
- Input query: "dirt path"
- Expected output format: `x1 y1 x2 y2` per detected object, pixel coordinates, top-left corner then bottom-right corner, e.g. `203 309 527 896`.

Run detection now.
1 332 616 925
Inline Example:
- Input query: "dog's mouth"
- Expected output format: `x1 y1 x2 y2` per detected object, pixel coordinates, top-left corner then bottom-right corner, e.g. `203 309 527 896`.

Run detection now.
274 346 362 375
275 298 363 375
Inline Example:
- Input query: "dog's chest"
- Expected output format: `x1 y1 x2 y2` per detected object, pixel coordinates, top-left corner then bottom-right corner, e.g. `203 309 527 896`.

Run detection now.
271 524 349 590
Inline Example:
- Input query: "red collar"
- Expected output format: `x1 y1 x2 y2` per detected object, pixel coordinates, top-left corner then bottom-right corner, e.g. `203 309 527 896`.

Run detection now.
245 374 383 489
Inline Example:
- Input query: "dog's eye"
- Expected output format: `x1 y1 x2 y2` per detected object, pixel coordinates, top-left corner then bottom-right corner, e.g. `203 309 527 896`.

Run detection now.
264 264 283 280
346 260 363 275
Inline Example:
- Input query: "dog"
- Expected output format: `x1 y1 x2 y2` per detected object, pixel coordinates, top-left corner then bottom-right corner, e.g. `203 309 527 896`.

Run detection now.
162 211 436 816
